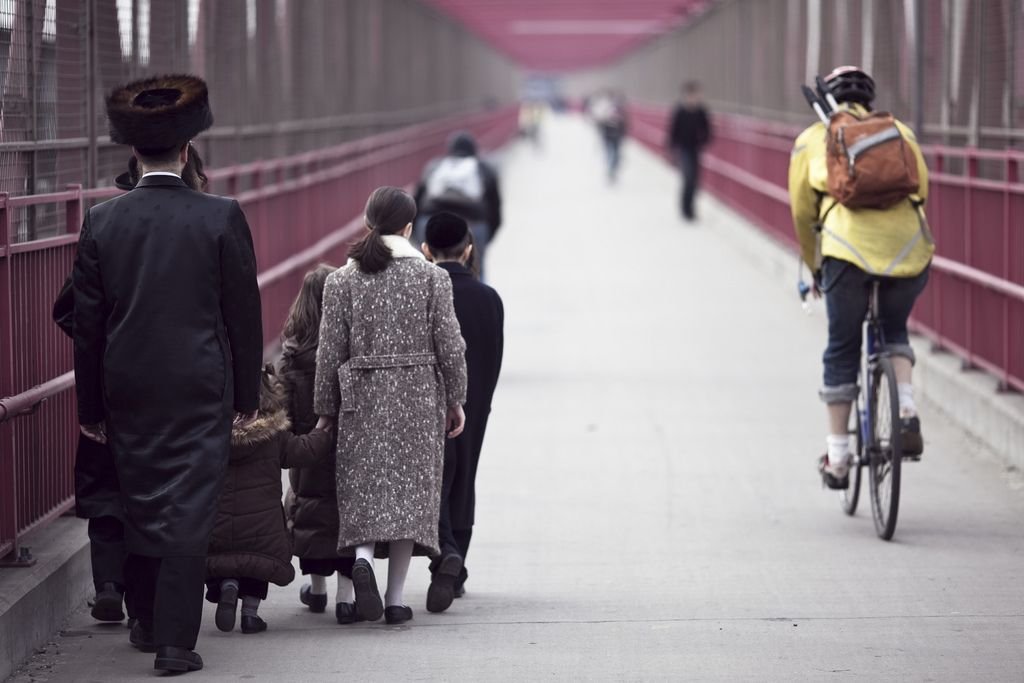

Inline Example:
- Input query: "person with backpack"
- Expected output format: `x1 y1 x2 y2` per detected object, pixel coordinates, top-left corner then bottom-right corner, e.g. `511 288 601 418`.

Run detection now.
788 66 933 490
414 132 502 281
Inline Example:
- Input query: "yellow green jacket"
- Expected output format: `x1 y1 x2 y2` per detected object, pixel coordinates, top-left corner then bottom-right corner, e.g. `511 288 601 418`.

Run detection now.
788 104 934 277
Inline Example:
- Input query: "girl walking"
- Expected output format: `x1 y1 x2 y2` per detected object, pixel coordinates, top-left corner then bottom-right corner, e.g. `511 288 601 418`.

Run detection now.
280 265 361 624
314 186 467 625
206 366 333 634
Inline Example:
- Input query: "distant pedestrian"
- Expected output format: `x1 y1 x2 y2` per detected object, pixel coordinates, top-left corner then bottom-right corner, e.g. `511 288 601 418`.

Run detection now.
279 264 361 625
414 132 502 281
667 81 712 221
314 187 467 626
52 147 210 629
590 90 629 183
205 365 333 635
73 74 263 674
420 213 504 612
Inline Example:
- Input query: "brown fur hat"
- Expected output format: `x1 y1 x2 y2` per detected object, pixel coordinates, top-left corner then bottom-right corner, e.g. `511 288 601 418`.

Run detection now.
106 74 213 151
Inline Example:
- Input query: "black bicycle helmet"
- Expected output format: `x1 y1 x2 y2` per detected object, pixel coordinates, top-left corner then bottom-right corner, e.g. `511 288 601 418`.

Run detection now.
824 65 875 107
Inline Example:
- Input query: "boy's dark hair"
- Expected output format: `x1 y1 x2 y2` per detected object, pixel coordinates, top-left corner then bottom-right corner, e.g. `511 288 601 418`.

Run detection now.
348 186 417 274
683 80 701 95
282 263 335 350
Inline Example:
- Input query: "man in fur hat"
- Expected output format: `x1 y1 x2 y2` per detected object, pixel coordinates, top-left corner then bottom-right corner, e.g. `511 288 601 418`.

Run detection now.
73 75 262 674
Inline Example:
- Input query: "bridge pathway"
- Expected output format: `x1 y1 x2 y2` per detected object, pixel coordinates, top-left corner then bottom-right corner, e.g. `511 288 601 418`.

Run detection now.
10 115 1024 682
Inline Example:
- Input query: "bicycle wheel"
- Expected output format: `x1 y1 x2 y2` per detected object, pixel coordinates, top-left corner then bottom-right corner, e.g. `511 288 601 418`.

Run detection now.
868 356 902 540
839 391 863 516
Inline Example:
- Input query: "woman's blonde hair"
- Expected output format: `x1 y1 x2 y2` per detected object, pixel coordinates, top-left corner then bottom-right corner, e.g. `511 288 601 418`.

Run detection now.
282 264 335 350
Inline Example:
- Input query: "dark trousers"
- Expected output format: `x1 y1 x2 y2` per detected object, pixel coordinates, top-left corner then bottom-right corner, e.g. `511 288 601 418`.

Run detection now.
300 557 355 578
205 577 269 601
678 147 701 219
821 258 929 396
436 445 477 587
125 554 205 649
88 516 126 593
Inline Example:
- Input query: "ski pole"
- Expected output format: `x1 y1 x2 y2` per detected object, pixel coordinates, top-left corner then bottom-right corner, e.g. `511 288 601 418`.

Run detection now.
801 86 830 125
815 75 839 112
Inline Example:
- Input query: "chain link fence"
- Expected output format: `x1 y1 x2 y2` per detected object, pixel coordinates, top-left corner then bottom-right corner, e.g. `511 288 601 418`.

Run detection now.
568 0 1022 156
0 0 518 242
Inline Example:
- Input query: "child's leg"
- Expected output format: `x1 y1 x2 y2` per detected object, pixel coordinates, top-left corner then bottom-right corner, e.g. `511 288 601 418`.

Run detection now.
241 594 261 618
384 540 414 607
336 570 354 604
311 574 328 595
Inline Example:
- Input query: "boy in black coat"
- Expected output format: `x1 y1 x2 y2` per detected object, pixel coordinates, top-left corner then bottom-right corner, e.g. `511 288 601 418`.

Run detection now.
420 212 504 613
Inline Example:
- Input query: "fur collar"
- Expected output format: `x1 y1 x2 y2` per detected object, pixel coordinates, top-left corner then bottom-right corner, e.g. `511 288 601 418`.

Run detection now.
381 234 425 260
231 410 291 447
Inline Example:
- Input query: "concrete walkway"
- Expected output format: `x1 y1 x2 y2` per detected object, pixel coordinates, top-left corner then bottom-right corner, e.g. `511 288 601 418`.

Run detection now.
10 116 1024 682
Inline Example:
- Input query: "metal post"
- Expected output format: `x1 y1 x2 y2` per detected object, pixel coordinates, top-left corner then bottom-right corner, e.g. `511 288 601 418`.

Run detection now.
86 0 97 189
912 0 925 136
0 193 24 565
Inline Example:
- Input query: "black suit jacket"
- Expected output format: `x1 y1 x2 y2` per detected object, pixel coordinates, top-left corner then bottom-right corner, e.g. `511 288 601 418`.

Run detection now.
71 174 263 555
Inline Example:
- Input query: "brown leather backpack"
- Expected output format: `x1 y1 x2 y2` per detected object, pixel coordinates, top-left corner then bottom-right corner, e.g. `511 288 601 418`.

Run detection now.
826 111 919 209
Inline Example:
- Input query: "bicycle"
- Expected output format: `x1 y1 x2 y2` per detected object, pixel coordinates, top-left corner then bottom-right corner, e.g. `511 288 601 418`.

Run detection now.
801 277 904 540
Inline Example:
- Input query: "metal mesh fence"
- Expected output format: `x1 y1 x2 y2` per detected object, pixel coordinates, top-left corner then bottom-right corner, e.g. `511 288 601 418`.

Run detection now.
568 0 1022 157
1 0 518 242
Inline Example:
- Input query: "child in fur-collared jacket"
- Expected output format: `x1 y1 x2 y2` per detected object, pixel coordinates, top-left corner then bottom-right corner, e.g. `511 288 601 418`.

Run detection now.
205 364 332 634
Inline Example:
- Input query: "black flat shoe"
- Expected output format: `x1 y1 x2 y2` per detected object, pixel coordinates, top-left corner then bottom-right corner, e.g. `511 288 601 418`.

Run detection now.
240 615 268 634
384 605 413 625
335 602 364 625
154 646 203 673
129 620 156 653
352 559 384 622
91 582 125 622
215 581 239 632
426 553 463 613
300 584 327 613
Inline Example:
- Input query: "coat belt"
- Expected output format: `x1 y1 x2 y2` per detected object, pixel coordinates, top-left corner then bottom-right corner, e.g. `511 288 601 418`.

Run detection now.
338 352 437 412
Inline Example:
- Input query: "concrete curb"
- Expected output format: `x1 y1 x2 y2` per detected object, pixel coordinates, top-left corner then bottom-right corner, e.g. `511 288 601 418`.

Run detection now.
0 517 91 682
705 192 1024 474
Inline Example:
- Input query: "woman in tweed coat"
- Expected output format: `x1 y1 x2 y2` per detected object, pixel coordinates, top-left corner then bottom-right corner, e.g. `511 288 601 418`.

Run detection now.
314 186 467 626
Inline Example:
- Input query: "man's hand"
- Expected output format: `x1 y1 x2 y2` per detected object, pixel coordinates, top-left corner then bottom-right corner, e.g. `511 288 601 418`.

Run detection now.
233 411 258 428
446 405 465 439
80 422 107 444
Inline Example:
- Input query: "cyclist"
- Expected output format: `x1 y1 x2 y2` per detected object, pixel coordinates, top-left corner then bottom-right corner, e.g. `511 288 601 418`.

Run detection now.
788 66 933 490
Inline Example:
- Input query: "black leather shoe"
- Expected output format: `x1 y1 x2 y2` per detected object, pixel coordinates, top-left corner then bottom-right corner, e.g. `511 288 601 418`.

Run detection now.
453 583 465 599
384 605 413 625
335 602 364 625
215 580 239 632
299 584 327 613
129 620 156 653
91 583 125 622
426 553 463 613
240 615 267 634
901 416 924 459
352 559 383 622
154 646 203 673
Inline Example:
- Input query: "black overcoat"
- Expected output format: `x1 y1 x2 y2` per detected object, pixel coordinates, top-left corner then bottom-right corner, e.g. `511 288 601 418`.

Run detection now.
438 262 503 529
72 175 263 557
54 276 124 520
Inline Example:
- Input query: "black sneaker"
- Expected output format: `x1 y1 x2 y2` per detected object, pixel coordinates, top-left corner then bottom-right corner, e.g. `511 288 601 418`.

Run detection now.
351 559 384 622
129 619 156 653
901 416 924 459
299 584 327 613
818 454 850 490
91 583 125 622
215 580 239 632
384 605 413 625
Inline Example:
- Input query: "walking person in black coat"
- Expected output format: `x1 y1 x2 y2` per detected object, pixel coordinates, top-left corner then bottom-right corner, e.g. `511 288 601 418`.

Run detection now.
667 81 712 221
419 213 504 613
53 148 212 628
72 75 262 674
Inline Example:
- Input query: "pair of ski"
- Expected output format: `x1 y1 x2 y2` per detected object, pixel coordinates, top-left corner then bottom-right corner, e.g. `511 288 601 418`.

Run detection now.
801 76 839 124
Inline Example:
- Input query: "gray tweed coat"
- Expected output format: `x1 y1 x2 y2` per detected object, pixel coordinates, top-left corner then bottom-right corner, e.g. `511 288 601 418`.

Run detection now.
314 238 467 556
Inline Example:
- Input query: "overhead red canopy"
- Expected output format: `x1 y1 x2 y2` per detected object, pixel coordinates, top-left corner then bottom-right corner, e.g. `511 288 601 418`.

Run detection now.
424 0 715 73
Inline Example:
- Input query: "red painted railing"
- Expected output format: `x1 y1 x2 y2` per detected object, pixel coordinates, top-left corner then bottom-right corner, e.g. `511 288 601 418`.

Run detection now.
0 106 518 563
630 105 1024 394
